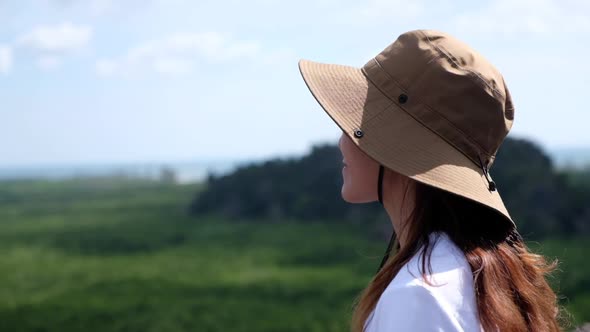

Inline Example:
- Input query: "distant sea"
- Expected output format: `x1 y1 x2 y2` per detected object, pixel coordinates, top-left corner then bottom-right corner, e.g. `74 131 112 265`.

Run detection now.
548 147 590 170
1 148 589 183
0 160 245 184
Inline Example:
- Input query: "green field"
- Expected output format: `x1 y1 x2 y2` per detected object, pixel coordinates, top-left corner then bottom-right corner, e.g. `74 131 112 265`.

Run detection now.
0 178 587 331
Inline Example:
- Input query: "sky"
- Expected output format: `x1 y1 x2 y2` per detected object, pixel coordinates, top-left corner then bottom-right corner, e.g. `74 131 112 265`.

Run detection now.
1 0 589 166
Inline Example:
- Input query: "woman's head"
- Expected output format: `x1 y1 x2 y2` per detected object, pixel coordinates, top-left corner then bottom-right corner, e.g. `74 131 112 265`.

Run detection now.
300 29 515 228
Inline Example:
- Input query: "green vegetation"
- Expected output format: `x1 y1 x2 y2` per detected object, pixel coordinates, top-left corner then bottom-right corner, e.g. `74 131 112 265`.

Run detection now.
0 177 587 331
193 138 590 240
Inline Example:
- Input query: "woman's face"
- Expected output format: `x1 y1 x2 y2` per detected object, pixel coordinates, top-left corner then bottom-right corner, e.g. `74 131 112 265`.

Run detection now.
338 132 381 203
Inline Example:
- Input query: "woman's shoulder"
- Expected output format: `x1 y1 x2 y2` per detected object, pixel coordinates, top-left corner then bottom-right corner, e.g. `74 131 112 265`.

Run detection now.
364 232 481 332
365 282 467 331
389 232 474 292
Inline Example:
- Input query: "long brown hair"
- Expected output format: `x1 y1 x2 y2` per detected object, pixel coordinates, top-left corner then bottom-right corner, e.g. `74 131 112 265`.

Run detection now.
351 179 567 332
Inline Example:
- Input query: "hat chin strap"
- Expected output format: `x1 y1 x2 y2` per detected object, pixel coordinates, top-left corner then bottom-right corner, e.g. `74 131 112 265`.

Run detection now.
377 165 395 273
377 165 385 205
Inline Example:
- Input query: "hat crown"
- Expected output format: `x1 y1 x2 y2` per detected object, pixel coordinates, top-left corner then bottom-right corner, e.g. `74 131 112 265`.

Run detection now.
362 29 514 168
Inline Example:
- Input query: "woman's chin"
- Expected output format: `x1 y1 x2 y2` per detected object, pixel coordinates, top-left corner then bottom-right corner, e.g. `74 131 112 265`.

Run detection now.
341 186 376 204
341 187 353 203
341 187 361 203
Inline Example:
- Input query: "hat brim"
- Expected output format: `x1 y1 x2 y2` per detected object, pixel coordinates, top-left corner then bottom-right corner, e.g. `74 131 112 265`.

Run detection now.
298 58 514 226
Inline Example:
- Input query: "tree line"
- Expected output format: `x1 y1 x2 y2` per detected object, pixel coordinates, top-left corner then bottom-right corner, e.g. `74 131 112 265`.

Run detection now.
190 137 590 239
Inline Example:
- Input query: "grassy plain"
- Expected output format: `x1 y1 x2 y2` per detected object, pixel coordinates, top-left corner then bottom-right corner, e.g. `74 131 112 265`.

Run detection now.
0 178 586 331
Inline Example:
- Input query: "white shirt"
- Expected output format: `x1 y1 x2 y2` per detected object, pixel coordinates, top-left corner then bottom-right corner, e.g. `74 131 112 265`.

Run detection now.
364 232 482 332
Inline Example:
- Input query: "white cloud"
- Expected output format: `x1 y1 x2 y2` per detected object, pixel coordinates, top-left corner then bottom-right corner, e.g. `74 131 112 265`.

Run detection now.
18 22 93 53
96 31 263 77
453 0 590 36
127 32 260 63
12 22 93 73
0 46 12 74
36 55 62 71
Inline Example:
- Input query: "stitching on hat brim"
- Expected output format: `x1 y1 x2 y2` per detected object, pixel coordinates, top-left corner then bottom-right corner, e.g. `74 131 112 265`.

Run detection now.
298 59 394 139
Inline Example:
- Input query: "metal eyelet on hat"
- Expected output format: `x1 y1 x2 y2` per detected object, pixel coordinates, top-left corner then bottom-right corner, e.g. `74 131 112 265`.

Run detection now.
353 129 364 138
398 94 408 104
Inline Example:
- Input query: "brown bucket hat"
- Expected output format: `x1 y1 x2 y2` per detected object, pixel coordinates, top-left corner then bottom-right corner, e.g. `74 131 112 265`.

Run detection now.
298 29 516 228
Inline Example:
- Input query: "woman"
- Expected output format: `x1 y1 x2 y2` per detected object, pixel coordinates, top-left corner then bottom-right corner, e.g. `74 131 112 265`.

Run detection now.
298 30 563 331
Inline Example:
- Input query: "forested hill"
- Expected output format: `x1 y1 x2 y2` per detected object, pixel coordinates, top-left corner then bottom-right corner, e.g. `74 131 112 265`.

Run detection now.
190 137 590 239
